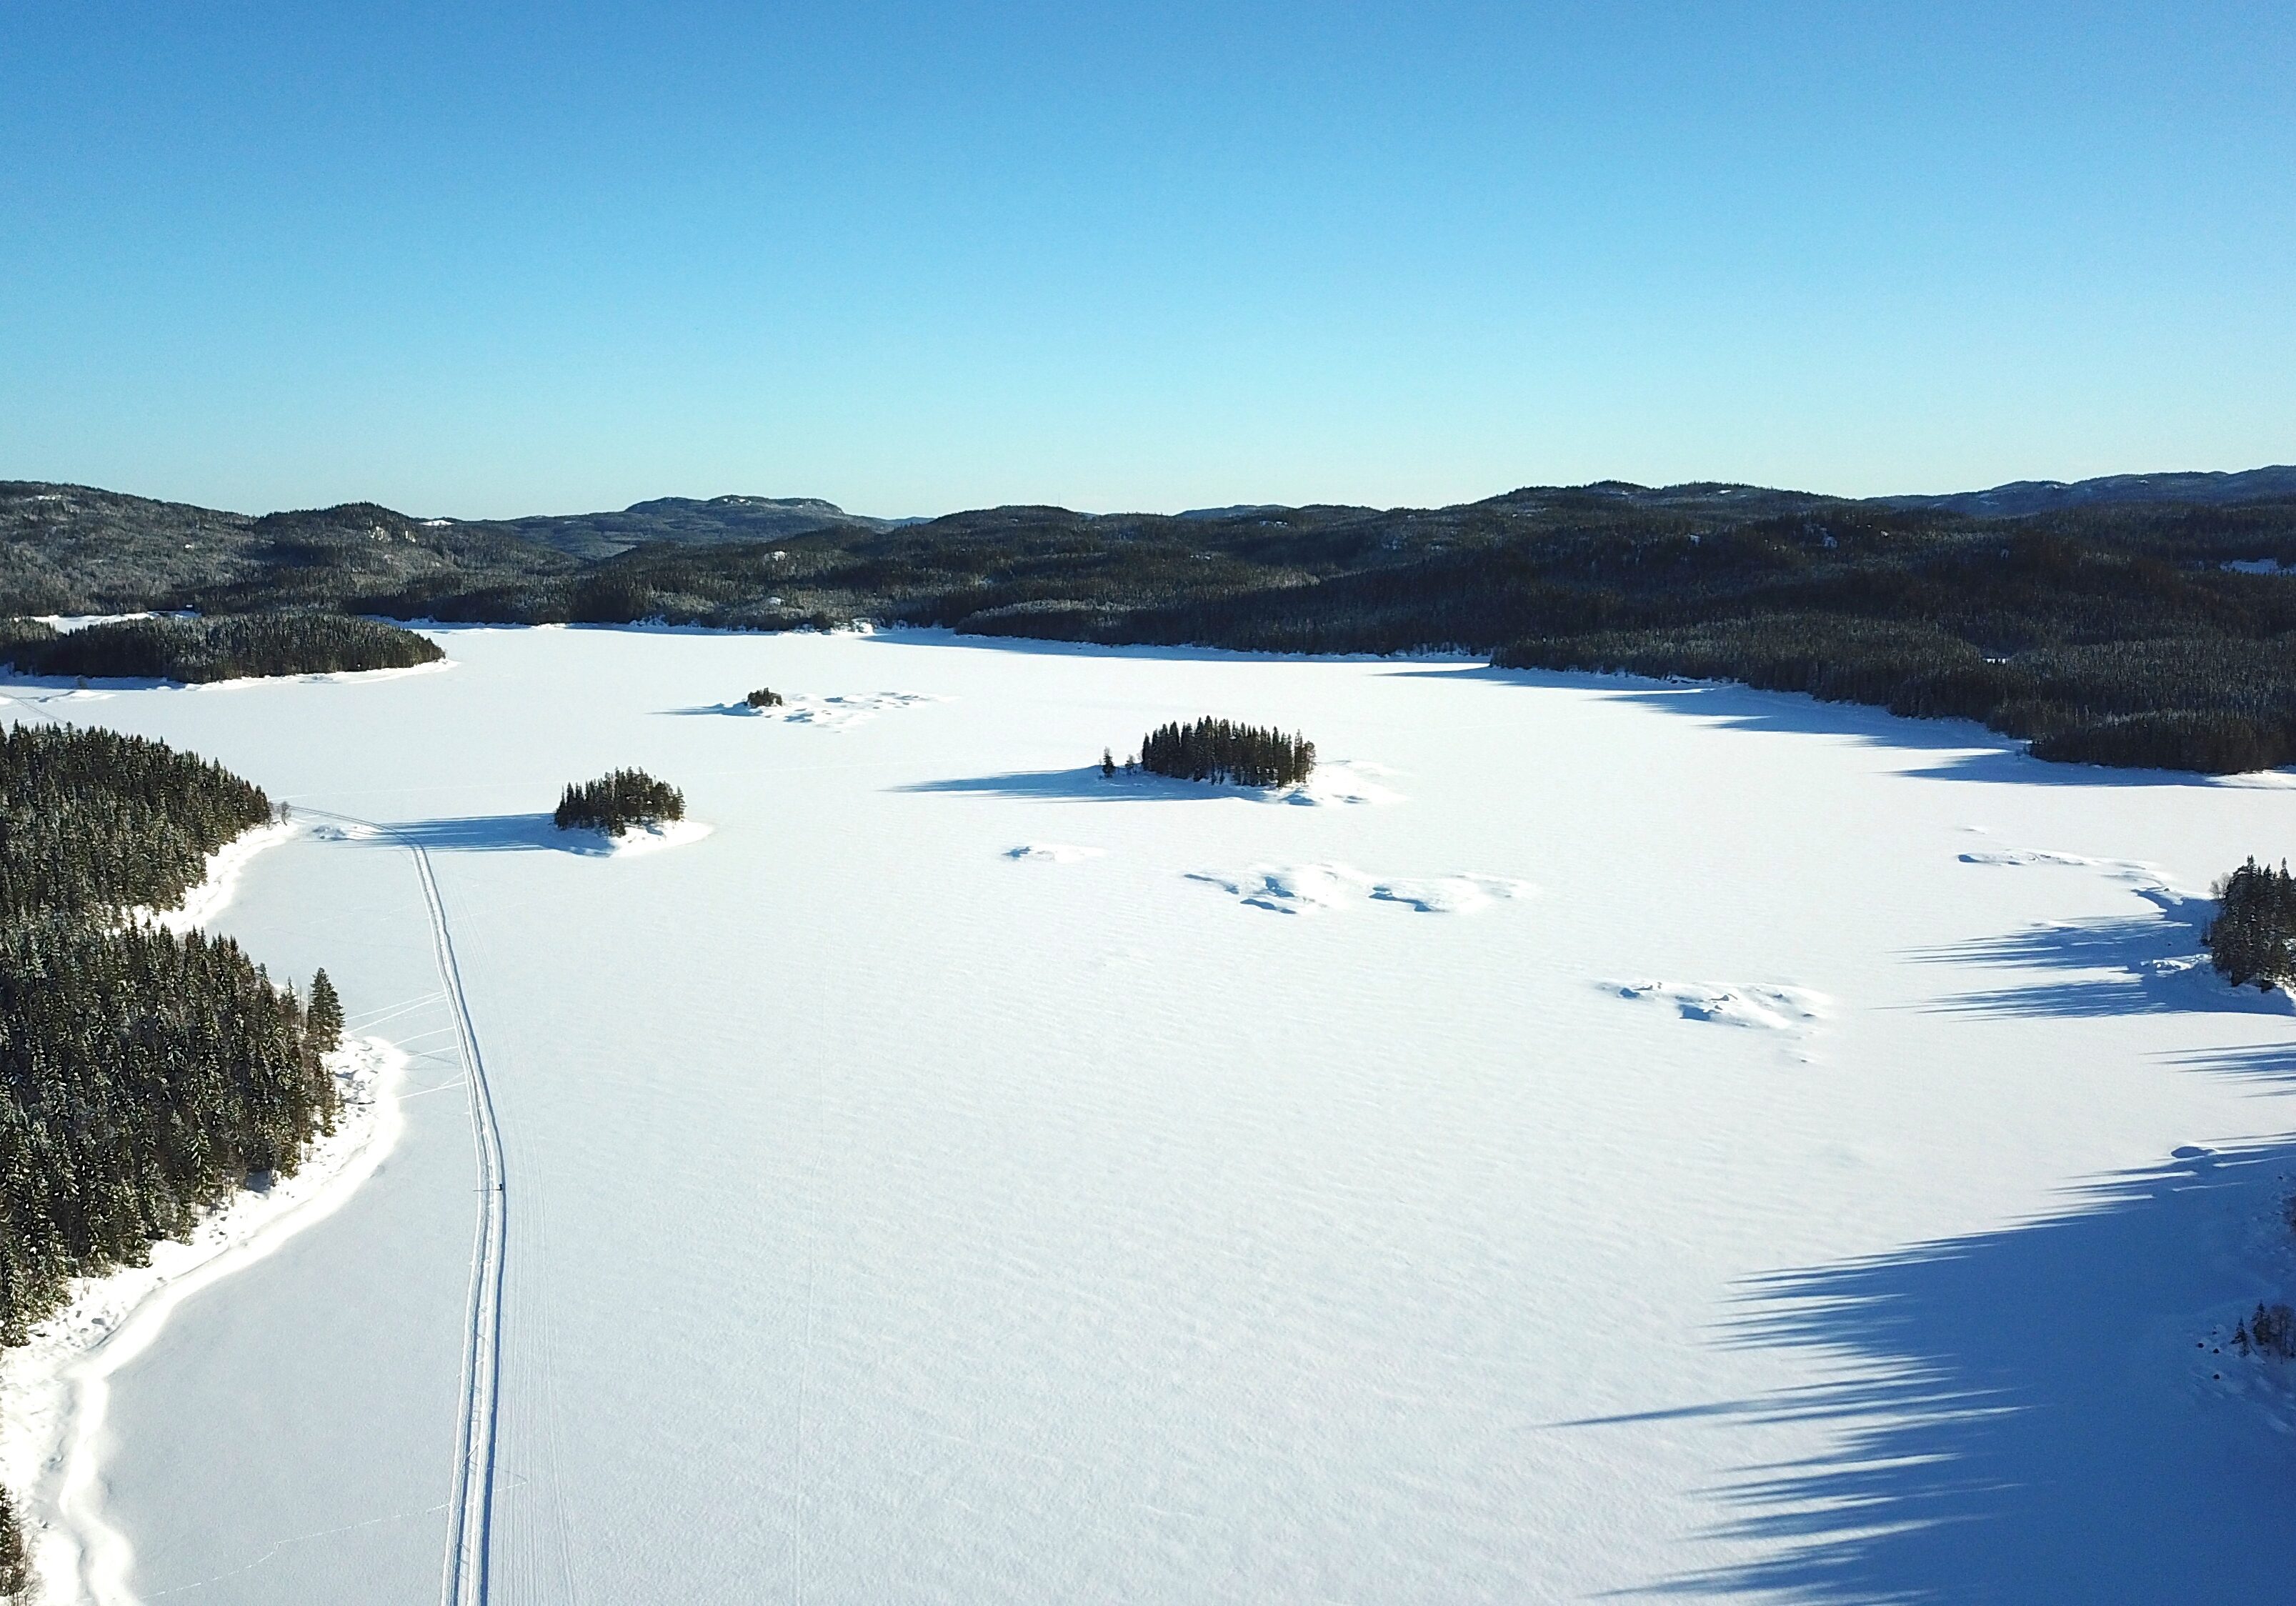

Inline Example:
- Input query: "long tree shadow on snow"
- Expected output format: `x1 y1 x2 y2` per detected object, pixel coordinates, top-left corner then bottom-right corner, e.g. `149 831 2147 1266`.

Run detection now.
356 813 580 853
1591 1139 2296 1602
1405 664 2296 789
1906 885 2296 1024
894 767 1232 802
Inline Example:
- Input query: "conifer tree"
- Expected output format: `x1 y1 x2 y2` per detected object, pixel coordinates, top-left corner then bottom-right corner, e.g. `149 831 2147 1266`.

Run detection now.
308 969 344 1056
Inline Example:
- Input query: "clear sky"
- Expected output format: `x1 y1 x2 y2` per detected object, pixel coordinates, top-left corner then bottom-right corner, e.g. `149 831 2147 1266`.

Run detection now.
4 1 2290 519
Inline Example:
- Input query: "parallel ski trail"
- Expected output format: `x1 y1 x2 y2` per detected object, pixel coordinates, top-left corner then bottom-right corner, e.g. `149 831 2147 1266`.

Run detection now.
416 842 507 1606
304 807 506 1606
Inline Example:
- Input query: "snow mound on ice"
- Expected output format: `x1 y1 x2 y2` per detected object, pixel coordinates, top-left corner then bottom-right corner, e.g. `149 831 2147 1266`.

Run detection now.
1282 758 1406 807
311 822 379 842
1189 862 1532 916
1606 980 1830 1032
749 692 946 729
1006 843 1105 864
1959 847 2162 882
564 819 714 857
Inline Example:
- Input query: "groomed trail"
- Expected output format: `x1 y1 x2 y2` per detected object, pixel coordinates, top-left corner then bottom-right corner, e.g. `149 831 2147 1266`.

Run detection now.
305 808 506 1606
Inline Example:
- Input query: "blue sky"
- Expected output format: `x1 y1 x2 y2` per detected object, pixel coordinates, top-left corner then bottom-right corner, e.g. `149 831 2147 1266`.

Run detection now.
3 2 2289 517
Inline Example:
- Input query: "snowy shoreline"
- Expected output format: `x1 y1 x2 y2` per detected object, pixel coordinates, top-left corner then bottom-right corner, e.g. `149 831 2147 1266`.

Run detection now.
130 817 294 934
0 656 456 699
0 1035 407 1605
0 817 411 1604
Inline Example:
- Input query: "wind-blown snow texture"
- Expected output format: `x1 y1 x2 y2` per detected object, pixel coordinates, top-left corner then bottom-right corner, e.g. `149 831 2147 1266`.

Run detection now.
21 625 2296 1603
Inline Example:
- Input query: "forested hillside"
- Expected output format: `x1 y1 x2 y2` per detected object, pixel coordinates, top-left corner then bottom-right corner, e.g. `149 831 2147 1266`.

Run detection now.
10 471 2296 770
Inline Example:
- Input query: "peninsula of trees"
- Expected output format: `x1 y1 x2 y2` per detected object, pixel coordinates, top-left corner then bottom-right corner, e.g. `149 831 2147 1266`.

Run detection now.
0 722 347 1586
0 724 341 1347
554 768 686 834
0 613 439 683
1135 718 1315 787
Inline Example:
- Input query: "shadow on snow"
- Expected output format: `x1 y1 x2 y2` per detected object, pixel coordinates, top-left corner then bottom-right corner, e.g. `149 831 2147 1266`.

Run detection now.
892 766 1238 802
1552 863 2296 1597
1579 1139 2296 1602
1404 664 2296 790
1904 885 2296 1028
342 813 614 854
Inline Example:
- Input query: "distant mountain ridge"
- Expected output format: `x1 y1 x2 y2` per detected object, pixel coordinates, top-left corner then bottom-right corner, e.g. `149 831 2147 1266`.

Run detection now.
1882 464 2296 518
11 464 2296 773
464 494 909 562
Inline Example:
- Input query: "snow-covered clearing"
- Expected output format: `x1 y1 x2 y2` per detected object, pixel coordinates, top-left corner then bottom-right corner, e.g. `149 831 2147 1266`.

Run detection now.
11 625 2296 1602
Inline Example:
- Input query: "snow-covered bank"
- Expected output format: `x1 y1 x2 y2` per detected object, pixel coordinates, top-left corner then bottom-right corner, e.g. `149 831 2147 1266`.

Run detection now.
0 1035 408 1605
133 818 294 934
570 818 714 857
0 655 456 699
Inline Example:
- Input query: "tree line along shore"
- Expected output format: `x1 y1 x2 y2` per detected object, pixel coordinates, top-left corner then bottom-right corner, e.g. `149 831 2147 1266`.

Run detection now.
13 477 2296 772
0 724 349 1594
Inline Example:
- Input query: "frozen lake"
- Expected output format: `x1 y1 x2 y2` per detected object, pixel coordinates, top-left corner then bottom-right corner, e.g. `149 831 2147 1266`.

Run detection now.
22 625 2296 1602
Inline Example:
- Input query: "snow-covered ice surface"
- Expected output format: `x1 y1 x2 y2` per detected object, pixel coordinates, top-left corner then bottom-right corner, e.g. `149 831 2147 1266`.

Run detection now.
17 627 2296 1602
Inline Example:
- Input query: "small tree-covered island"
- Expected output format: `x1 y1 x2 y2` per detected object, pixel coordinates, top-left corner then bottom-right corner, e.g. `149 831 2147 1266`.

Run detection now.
554 768 687 834
1114 717 1317 787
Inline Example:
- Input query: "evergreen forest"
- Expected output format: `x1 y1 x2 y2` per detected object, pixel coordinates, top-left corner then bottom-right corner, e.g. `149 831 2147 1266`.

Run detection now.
0 612 439 683
0 726 340 1338
1 723 271 919
2205 858 2296 989
1136 718 1316 787
14 471 2296 772
0 724 343 1566
554 769 686 834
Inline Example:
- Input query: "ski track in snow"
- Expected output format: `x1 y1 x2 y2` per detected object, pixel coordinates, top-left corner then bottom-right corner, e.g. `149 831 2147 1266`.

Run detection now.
1188 862 1534 916
412 841 506 1606
304 809 506 1606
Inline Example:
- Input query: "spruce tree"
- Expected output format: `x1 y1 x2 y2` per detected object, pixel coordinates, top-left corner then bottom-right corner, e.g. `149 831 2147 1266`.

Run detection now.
308 969 344 1056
